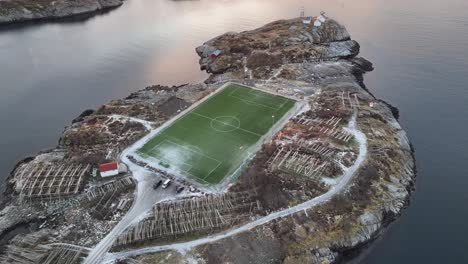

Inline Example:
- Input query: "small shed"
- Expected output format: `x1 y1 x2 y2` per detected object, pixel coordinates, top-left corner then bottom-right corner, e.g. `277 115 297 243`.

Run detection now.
302 17 312 25
318 15 326 23
99 161 119 177
313 13 327 27
210 50 222 59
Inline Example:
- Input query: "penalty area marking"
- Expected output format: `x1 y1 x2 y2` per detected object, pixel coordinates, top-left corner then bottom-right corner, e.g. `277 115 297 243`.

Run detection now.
228 85 288 111
247 88 289 109
144 154 200 180
228 94 281 111
146 142 194 173
145 139 222 180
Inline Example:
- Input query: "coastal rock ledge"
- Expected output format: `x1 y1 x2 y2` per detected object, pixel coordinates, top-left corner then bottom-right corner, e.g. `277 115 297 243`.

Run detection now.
0 0 123 25
0 17 415 264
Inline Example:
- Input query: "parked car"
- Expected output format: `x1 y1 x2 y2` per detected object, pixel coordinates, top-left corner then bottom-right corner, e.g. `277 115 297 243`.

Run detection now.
153 180 163 190
162 179 171 189
176 186 185 193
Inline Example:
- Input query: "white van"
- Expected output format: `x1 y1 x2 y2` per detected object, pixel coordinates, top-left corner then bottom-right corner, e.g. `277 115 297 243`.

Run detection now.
162 179 171 189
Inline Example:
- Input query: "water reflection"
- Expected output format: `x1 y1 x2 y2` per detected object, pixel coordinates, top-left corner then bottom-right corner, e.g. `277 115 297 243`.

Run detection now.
0 0 468 263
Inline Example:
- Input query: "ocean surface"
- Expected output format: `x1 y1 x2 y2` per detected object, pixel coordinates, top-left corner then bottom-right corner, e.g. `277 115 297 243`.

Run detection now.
1 0 467 262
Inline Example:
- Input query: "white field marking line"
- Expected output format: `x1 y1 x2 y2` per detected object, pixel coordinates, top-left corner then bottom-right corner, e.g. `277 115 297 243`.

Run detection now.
195 175 211 185
254 93 289 112
163 139 222 180
151 155 194 174
180 163 193 174
147 140 168 154
215 116 241 127
141 140 220 185
230 81 299 103
191 112 263 137
145 139 220 179
210 116 241 132
210 124 237 133
192 146 204 152
163 139 222 167
247 88 289 109
228 85 284 110
185 82 242 115
277 97 289 111
166 135 205 153
142 154 202 184
144 154 195 178
245 87 291 111
228 94 281 111
247 88 278 99
146 141 194 173
202 161 222 180
228 85 241 96
231 83 287 103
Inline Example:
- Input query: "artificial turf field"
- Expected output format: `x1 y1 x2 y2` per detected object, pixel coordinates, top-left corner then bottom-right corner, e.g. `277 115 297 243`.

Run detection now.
137 83 296 185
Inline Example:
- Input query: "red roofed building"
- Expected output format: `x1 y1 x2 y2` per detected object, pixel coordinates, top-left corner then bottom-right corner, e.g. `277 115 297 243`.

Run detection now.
210 50 221 59
99 161 119 177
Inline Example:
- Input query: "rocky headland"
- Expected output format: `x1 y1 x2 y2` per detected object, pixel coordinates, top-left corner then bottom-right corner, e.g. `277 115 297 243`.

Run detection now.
0 16 415 264
0 0 123 26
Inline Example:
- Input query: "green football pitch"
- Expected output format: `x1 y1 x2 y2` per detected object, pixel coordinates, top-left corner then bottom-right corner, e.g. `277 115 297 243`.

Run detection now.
137 83 296 185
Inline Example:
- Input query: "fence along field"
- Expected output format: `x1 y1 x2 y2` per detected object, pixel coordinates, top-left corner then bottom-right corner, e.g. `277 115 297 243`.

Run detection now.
137 83 296 185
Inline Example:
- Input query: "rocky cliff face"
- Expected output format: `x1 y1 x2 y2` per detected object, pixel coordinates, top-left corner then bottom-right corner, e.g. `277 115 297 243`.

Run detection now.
195 18 359 74
0 0 123 25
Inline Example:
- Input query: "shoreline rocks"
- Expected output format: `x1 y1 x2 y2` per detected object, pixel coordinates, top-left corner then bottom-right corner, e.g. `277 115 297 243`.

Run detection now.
0 0 124 26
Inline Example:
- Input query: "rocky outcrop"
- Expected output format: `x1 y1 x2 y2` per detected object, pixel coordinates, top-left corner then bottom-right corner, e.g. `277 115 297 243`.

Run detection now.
0 0 124 26
196 18 359 74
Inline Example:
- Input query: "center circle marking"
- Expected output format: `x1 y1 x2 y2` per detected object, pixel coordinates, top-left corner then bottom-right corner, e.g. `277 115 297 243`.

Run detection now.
210 116 241 132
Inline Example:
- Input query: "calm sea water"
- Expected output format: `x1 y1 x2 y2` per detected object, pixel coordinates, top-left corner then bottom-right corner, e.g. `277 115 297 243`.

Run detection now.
1 0 467 262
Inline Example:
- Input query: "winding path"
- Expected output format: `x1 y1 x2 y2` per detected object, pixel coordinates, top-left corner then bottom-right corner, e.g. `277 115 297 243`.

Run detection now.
83 166 176 263
98 111 367 262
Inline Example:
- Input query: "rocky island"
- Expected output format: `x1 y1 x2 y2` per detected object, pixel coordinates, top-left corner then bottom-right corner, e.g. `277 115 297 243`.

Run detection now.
0 16 415 264
0 0 123 26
